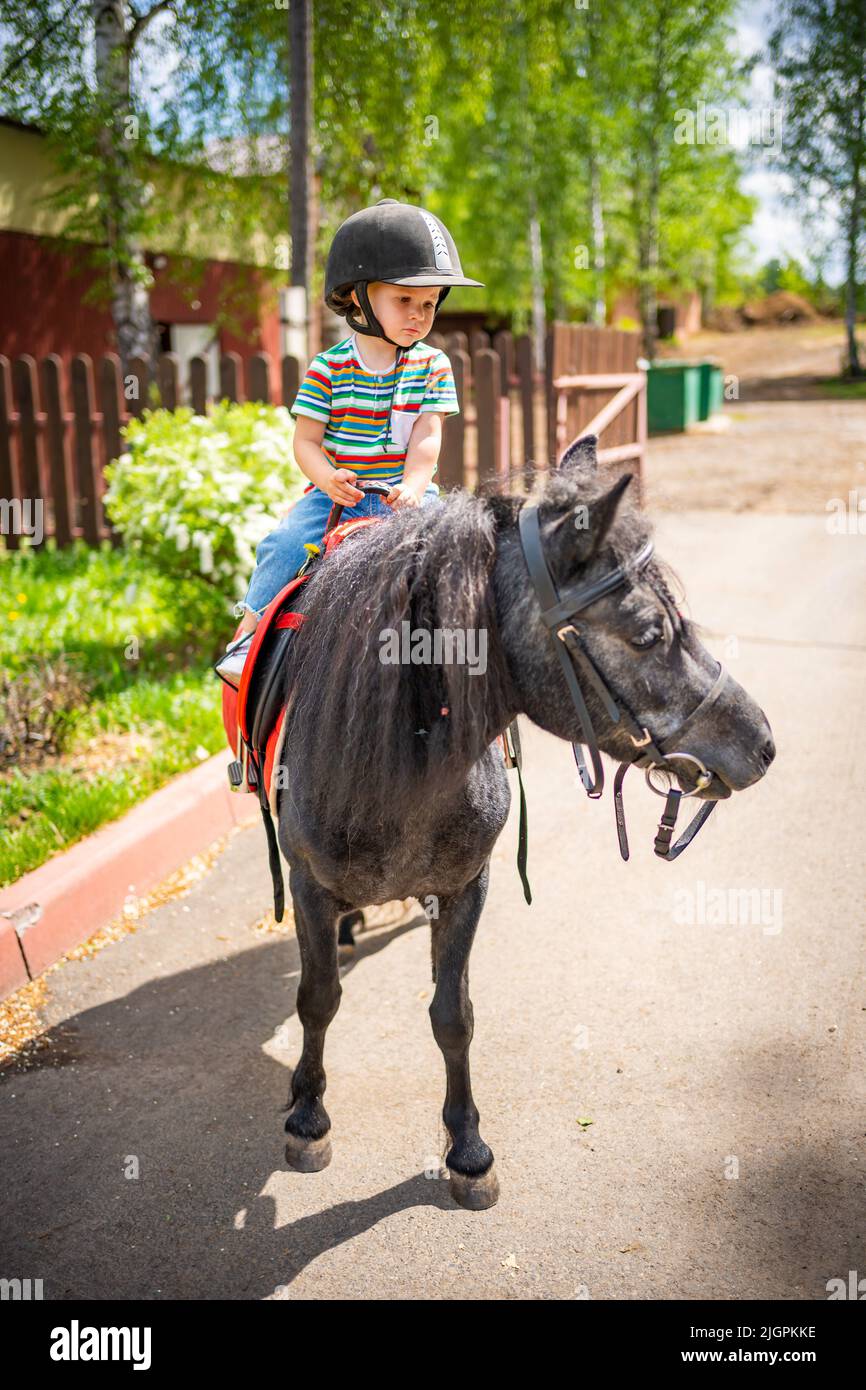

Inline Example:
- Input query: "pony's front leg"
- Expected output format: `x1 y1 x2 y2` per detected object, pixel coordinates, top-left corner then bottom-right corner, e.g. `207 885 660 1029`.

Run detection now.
428 861 499 1210
283 864 343 1173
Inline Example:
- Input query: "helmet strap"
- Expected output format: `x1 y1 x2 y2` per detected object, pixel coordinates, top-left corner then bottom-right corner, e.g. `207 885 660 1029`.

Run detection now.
344 281 404 348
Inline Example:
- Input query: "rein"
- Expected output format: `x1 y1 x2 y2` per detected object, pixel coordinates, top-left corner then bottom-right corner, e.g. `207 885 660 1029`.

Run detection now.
514 500 730 880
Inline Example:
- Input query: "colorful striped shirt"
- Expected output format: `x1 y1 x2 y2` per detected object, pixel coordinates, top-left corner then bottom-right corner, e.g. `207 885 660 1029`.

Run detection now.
289 333 459 484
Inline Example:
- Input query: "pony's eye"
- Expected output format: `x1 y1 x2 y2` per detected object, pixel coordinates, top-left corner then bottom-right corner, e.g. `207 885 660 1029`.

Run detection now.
631 622 664 651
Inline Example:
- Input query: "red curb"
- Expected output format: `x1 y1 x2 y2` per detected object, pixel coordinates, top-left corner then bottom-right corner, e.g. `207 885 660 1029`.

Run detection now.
0 753 260 996
0 917 30 997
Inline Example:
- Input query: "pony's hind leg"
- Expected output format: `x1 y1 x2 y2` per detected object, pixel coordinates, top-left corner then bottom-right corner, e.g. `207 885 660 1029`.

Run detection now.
428 861 499 1211
283 865 343 1173
337 908 365 958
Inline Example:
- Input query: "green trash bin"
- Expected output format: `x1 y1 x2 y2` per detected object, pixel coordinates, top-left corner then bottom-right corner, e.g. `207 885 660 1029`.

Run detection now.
646 360 701 433
697 359 723 420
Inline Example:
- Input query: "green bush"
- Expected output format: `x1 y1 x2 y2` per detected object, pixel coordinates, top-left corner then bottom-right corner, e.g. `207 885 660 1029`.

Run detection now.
104 401 306 611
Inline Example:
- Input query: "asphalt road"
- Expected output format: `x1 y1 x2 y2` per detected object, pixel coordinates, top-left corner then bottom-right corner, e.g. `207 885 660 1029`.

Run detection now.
1 509 864 1300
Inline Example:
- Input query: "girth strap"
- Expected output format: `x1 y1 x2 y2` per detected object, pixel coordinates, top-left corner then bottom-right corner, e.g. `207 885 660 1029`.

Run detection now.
260 798 286 920
246 744 285 921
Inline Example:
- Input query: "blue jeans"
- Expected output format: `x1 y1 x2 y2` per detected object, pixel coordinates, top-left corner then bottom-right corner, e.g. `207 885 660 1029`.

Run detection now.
242 481 442 616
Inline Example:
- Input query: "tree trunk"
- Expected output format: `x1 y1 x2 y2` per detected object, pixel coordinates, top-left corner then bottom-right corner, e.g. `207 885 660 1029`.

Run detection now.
844 218 861 377
638 13 666 361
290 0 314 361
845 88 863 376
93 1 156 375
529 206 546 373
589 137 606 326
92 1 154 376
637 151 660 361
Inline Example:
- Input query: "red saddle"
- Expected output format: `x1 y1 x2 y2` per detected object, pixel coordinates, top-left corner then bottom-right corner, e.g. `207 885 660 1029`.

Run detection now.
220 515 384 806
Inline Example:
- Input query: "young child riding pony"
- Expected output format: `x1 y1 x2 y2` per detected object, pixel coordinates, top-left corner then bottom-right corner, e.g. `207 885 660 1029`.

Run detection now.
215 198 484 684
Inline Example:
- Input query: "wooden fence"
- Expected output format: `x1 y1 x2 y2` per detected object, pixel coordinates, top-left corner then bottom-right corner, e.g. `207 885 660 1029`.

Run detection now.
0 324 644 549
546 322 647 503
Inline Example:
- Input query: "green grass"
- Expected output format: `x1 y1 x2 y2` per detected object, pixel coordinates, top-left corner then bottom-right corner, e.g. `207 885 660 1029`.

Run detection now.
813 376 866 400
1 539 231 886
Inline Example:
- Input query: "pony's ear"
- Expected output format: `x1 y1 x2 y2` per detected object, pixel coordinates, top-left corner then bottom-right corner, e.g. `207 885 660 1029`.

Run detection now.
558 433 598 474
549 472 634 572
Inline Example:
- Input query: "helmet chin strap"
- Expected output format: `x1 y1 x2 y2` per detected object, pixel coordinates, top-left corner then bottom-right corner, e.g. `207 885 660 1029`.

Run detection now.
344 282 403 347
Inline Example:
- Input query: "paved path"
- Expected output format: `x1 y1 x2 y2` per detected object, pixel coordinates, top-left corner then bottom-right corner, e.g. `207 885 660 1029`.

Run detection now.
1 511 864 1300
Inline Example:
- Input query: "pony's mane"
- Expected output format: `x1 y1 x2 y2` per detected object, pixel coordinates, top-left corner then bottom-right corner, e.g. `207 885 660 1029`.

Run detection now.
278 489 516 839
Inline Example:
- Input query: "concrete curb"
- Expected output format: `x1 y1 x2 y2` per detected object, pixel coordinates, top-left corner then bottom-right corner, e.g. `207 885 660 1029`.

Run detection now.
0 752 260 1000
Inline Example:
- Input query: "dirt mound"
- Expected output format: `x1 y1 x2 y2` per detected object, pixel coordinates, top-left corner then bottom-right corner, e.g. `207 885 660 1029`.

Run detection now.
704 304 744 332
741 291 820 325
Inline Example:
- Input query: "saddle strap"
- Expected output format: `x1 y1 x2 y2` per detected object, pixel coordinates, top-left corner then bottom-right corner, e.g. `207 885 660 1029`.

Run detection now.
501 718 531 905
513 759 531 905
247 744 285 922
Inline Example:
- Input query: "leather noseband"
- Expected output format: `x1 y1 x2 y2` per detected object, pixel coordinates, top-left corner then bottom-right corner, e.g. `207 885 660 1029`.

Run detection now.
518 501 730 862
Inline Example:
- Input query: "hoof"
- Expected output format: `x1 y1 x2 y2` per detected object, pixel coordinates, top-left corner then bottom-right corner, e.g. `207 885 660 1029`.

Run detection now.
285 1131 332 1172
337 940 356 964
449 1163 499 1210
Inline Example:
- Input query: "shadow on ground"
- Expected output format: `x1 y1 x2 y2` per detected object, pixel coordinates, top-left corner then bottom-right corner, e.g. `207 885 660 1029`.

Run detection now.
0 912 461 1301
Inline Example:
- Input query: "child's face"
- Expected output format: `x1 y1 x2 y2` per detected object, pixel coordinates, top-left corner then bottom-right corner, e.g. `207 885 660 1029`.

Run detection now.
352 282 441 345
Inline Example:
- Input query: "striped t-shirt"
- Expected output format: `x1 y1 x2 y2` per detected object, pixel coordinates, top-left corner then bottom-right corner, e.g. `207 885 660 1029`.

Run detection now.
289 333 459 484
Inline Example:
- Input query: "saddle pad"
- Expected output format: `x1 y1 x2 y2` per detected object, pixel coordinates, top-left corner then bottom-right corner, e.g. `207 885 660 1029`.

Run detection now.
222 513 388 796
236 573 310 741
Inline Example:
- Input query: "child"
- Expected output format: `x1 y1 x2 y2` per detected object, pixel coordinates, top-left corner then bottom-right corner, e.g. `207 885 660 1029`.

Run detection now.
215 197 483 684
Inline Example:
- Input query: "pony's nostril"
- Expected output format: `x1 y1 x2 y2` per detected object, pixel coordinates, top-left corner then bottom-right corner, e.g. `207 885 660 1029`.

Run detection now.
759 736 776 769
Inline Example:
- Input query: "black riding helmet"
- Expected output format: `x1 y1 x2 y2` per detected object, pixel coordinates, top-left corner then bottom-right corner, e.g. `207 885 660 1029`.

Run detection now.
325 197 484 347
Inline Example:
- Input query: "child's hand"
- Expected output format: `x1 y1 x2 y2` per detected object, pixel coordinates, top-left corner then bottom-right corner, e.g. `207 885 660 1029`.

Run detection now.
384 482 421 510
324 468 364 507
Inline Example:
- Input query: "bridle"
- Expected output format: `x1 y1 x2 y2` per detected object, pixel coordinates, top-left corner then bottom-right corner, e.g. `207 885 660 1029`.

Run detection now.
517 501 735 866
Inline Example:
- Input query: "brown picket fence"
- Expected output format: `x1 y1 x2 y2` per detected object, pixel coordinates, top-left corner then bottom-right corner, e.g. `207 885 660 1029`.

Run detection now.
0 325 645 549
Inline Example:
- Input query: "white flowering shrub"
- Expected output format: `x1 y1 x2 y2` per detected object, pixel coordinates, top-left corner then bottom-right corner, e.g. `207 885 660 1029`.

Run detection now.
104 402 305 609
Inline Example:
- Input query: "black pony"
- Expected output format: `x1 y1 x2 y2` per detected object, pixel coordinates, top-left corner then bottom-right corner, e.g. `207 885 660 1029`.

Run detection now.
272 437 774 1209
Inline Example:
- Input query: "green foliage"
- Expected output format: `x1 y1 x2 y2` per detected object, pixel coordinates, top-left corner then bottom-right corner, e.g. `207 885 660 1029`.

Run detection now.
0 0 759 344
0 538 229 883
0 0 288 333
103 401 305 610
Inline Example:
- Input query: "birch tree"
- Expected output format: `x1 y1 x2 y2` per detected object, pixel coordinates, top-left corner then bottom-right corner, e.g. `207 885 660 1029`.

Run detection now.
769 0 866 376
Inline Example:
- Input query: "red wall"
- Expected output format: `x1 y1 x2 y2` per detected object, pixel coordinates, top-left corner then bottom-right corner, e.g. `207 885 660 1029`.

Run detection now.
0 229 283 399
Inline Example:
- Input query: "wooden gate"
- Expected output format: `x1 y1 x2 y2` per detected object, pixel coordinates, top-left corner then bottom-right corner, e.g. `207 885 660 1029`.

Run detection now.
546 323 646 500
